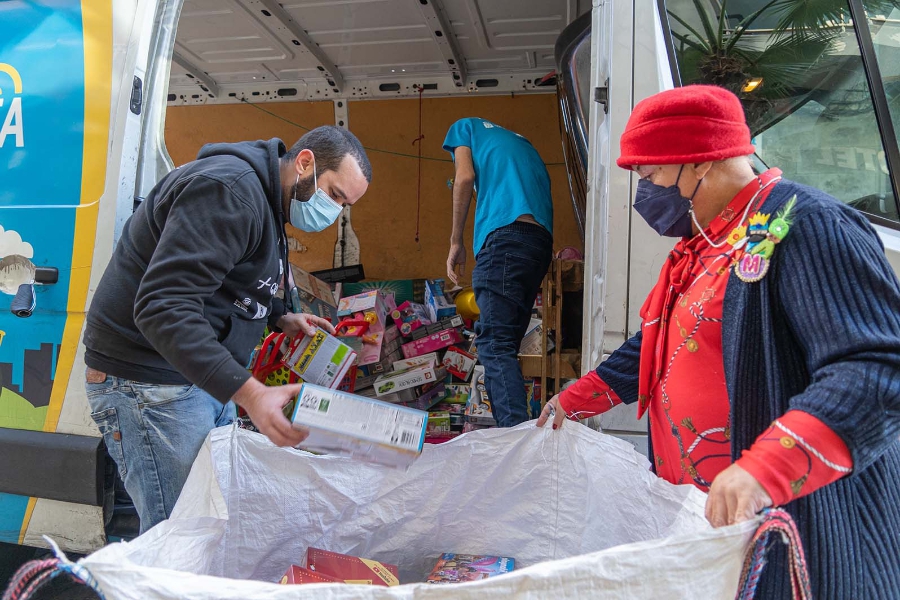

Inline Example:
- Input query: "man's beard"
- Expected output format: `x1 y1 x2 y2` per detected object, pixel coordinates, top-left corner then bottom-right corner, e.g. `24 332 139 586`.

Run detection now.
292 171 316 204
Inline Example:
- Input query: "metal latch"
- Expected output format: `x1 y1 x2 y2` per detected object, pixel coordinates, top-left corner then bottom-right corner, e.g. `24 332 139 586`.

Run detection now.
130 76 143 115
594 79 609 114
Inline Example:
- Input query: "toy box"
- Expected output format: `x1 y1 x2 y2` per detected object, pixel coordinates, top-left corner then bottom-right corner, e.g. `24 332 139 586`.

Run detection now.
305 548 400 586
373 363 439 397
391 301 432 336
340 279 424 305
291 383 427 469
432 401 466 415
410 382 446 411
442 346 476 381
444 384 471 405
409 314 465 341
289 263 339 324
280 565 343 585
425 554 515 584
282 328 356 389
466 366 496 426
424 279 457 322
519 318 554 355
426 411 451 436
356 349 402 378
402 327 464 359
393 352 439 371
357 385 417 405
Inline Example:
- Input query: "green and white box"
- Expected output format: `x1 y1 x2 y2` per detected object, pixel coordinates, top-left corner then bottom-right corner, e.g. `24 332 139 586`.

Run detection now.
373 363 438 397
291 383 428 469
283 328 356 389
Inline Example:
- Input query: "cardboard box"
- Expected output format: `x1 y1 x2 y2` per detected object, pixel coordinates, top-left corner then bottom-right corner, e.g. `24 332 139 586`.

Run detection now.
306 548 400 586
280 565 344 585
519 318 554 355
338 291 400 366
425 554 515 584
391 301 432 336
444 383 471 405
426 411 451 436
433 401 467 415
393 352 439 371
442 346 476 381
291 383 427 469
356 350 402 378
410 314 465 341
340 279 424 305
282 328 356 389
424 279 457 322
357 385 418 405
402 327 464 358
289 264 339 323
373 364 439 397
410 382 446 411
466 366 496 426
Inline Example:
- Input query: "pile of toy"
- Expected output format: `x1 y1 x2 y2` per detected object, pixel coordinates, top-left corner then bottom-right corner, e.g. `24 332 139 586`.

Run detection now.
246 264 546 468
279 547 515 586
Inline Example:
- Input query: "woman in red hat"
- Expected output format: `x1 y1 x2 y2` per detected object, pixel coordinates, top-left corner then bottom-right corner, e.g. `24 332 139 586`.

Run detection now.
538 85 900 598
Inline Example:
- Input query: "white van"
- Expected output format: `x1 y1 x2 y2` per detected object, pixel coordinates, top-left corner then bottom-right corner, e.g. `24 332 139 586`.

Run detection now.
2 0 899 556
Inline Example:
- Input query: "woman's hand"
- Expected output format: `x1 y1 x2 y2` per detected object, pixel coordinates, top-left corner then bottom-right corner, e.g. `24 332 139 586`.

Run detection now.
536 394 567 430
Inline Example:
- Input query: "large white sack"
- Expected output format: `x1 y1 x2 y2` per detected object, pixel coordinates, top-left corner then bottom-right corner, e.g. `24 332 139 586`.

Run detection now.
79 423 759 599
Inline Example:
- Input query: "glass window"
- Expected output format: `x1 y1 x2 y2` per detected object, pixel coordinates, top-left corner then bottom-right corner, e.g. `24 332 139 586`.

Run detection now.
663 0 900 223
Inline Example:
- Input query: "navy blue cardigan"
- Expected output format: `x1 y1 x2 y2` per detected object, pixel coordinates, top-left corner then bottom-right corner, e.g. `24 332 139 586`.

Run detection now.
596 180 900 598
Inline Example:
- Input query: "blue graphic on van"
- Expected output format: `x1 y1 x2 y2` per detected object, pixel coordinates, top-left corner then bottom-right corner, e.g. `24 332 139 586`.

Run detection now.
0 0 85 543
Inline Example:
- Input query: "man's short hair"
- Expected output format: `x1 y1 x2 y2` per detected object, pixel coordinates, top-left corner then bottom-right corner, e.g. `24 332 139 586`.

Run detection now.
286 125 372 182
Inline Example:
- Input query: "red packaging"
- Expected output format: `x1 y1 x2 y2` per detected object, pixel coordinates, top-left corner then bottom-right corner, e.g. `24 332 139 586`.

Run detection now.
305 548 400 586
280 565 344 585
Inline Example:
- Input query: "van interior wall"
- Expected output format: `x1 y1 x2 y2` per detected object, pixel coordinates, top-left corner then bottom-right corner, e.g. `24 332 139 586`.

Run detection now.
164 94 582 281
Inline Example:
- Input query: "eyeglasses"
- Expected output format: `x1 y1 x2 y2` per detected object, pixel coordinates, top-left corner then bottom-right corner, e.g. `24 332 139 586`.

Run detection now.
632 165 660 179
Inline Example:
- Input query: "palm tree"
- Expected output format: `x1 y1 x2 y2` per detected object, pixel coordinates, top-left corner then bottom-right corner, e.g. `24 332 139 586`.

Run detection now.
667 0 900 134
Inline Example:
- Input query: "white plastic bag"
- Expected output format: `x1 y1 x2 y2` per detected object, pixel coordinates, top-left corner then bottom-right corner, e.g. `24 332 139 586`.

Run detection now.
80 423 758 599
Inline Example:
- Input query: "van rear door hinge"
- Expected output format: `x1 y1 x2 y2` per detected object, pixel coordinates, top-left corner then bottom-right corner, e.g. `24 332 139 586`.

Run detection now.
594 79 609 114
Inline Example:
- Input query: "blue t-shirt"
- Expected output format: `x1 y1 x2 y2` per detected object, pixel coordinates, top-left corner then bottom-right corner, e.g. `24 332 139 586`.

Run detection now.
442 118 553 255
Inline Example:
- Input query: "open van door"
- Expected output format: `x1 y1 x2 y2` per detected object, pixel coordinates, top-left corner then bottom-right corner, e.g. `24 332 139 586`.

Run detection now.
0 0 170 554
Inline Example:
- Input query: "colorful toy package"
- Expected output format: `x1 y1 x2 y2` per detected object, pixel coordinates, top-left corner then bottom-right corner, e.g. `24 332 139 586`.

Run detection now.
391 300 433 336
291 383 427 469
425 553 515 584
424 279 457 322
282 328 356 389
280 565 343 585
465 366 496 426
305 548 400 586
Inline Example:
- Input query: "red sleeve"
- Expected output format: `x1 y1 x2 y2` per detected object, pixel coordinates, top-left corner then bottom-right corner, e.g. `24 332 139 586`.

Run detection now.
557 371 622 420
735 410 853 506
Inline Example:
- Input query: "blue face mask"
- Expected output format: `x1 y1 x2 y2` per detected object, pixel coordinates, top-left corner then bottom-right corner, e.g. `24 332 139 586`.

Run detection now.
633 166 700 238
289 161 343 233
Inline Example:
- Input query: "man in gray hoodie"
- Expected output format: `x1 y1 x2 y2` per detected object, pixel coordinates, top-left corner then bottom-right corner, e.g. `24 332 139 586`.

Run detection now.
83 126 371 532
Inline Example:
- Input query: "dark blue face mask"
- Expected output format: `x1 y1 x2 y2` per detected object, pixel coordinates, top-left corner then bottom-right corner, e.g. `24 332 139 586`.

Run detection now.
634 166 701 238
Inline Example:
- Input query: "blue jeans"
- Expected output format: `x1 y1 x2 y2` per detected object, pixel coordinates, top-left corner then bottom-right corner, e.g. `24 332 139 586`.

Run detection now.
85 373 235 533
472 222 553 427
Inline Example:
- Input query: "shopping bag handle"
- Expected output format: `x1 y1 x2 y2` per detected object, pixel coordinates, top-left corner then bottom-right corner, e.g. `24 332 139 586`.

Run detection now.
735 508 812 600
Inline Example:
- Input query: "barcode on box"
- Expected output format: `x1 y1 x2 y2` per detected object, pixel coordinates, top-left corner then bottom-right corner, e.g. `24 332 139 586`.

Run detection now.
400 430 416 447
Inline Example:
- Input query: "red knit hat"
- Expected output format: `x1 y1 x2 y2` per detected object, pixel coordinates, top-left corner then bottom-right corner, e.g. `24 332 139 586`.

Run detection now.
616 85 755 168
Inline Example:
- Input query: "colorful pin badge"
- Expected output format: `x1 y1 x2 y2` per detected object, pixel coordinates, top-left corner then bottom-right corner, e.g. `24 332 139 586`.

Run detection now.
735 252 769 282
732 195 797 283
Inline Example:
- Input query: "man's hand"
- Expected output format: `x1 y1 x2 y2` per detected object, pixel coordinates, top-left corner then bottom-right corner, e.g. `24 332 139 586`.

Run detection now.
705 463 773 527
233 377 309 447
536 394 567 429
277 312 336 338
447 243 467 285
